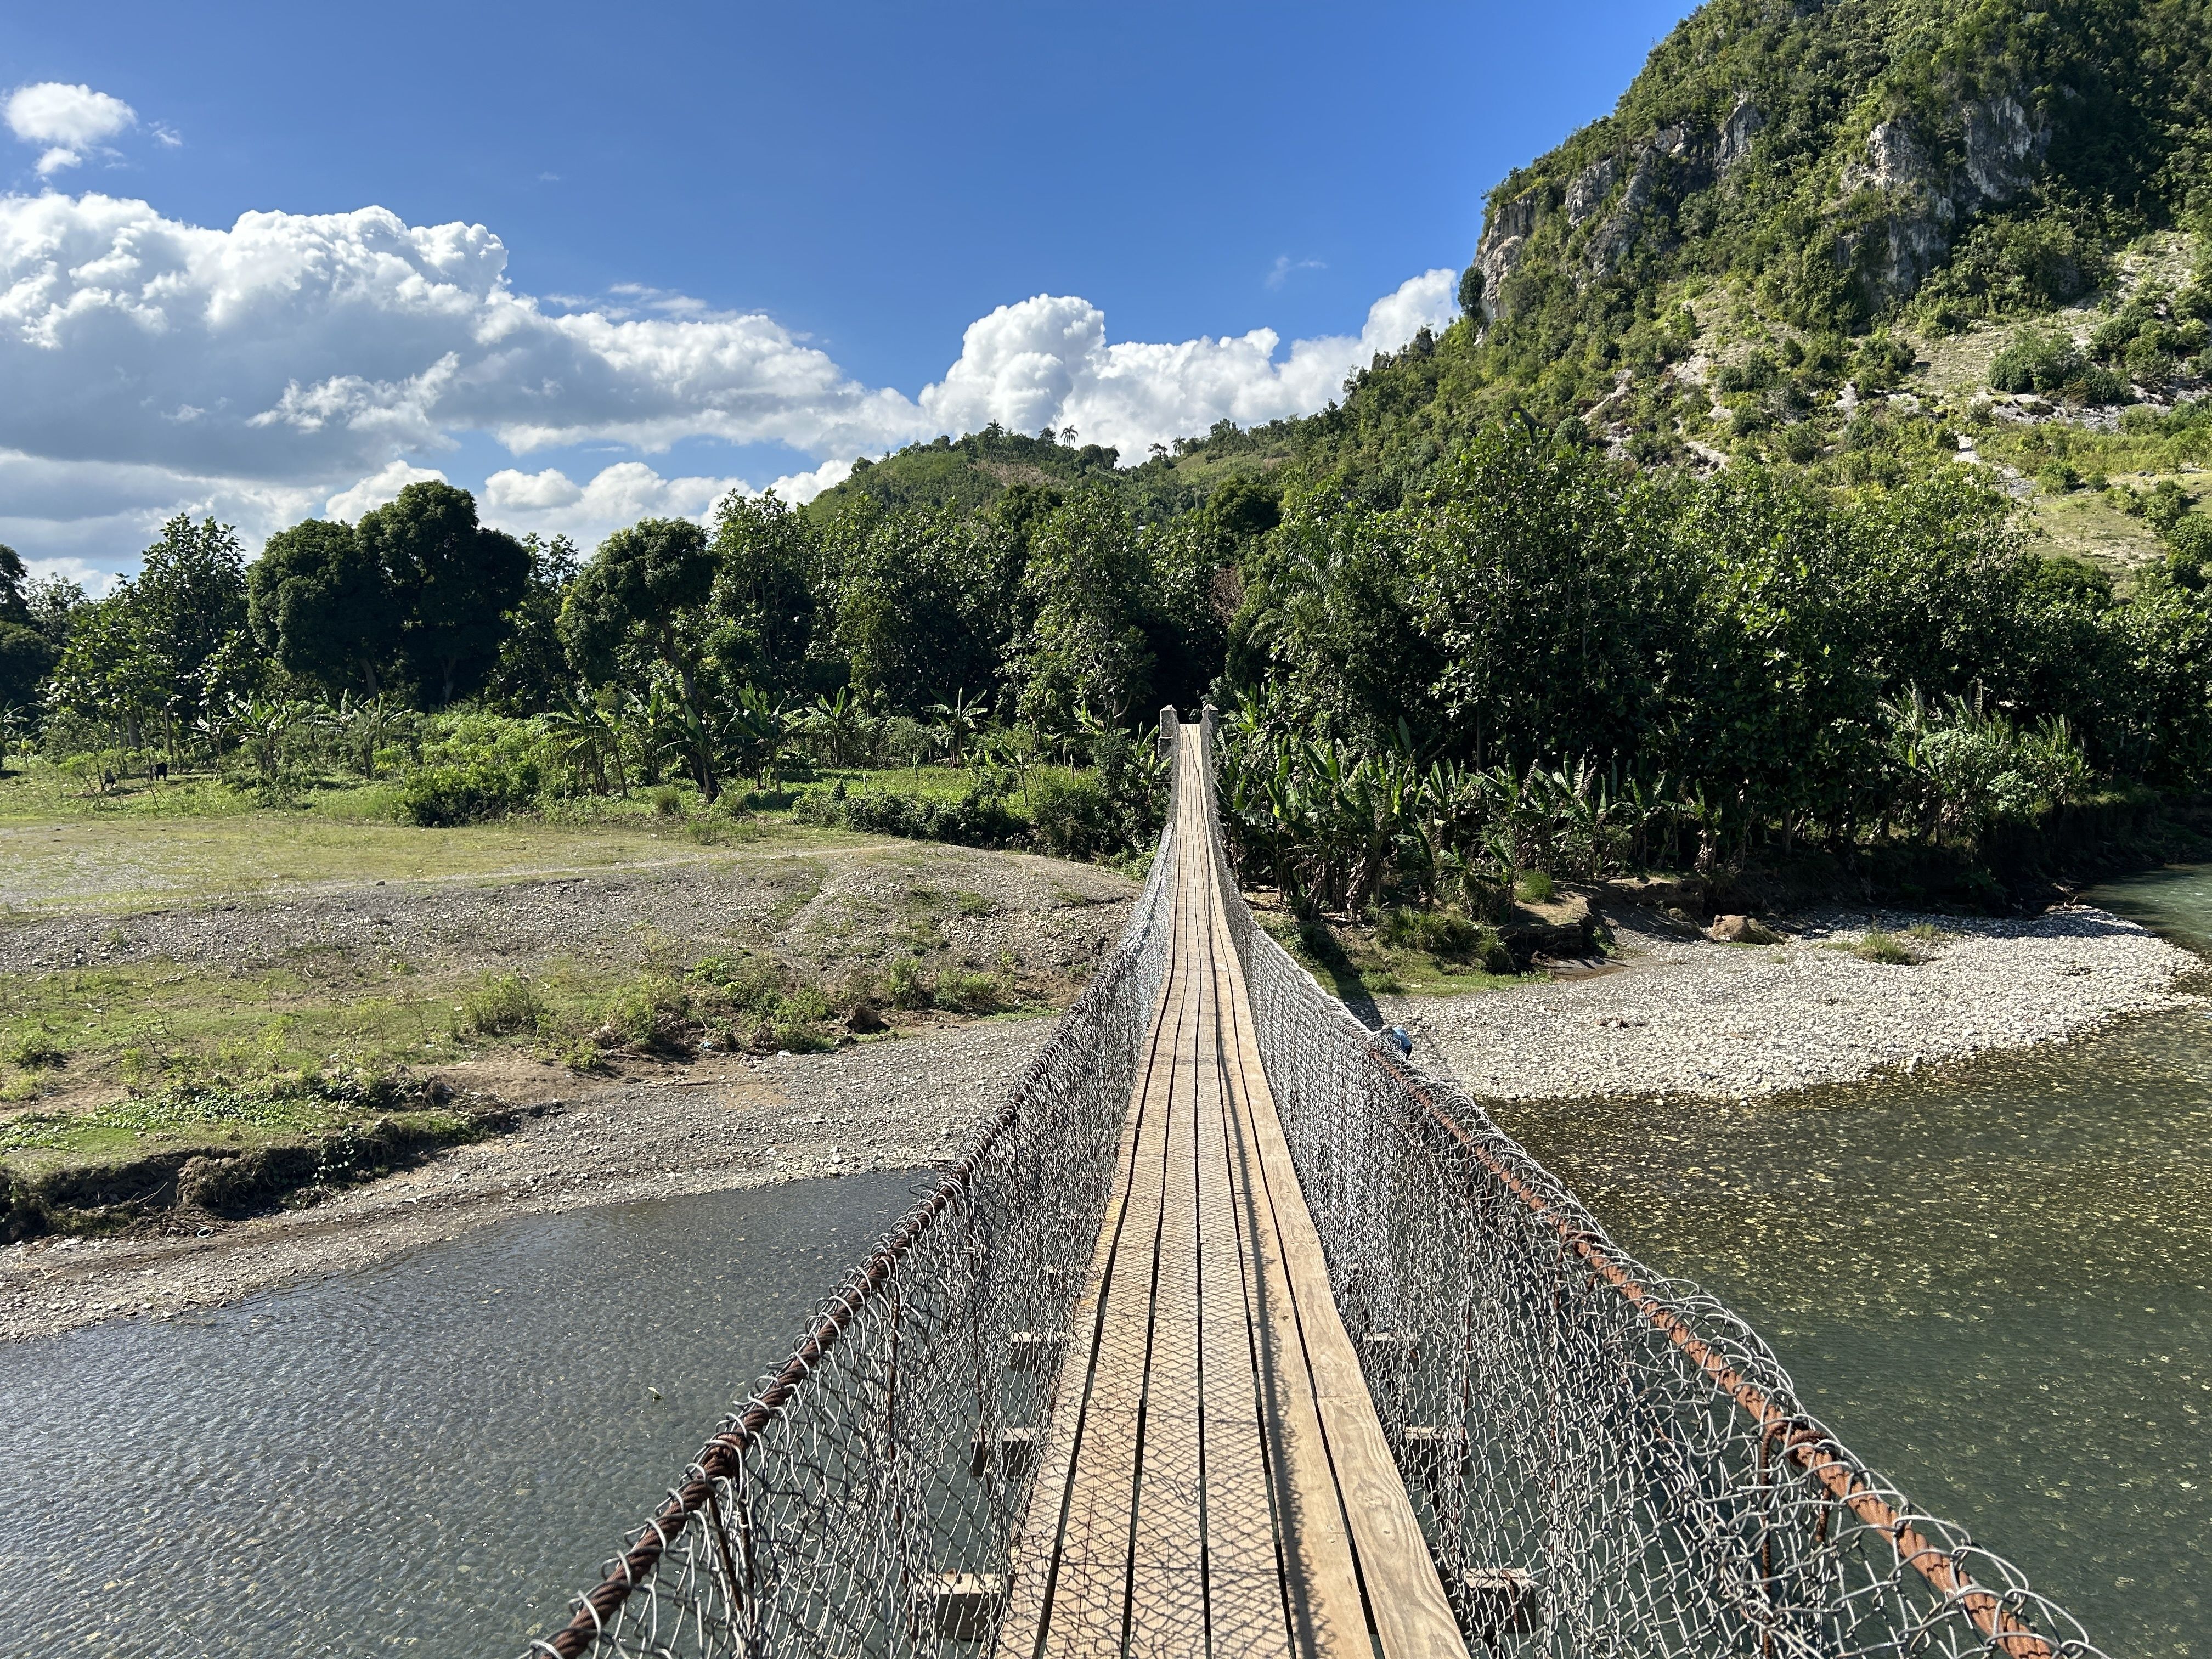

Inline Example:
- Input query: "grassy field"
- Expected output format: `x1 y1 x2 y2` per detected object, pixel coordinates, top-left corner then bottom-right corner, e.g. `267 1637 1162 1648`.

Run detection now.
0 758 1111 1233
0 765 865 915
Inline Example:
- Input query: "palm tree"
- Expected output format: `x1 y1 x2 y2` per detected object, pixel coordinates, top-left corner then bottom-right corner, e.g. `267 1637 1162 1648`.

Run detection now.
927 688 988 769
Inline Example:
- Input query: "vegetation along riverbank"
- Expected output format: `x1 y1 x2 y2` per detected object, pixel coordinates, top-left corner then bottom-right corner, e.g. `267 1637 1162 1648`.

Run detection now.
9 0 2212 1340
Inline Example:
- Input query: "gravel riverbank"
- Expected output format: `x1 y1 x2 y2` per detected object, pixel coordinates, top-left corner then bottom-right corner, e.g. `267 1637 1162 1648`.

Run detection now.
0 1017 1057 1343
10 898 2196 1344
1385 904 2202 1103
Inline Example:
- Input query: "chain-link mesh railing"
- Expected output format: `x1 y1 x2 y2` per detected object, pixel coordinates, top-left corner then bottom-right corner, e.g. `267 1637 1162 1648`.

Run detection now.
525 733 1184 1659
1193 727 2110 1659
533 714 2109 1659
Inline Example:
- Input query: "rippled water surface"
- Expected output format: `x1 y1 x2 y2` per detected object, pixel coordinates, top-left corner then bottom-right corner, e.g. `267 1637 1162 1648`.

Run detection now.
1504 869 2212 1658
0 1171 918 1657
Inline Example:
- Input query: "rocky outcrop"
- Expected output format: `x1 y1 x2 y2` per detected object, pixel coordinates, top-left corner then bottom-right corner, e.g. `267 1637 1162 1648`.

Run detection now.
1706 913 1782 945
1961 94 2047 207
1718 93 1764 170
1474 188 1543 321
1837 95 2051 303
1587 126 1692 278
1564 156 1621 227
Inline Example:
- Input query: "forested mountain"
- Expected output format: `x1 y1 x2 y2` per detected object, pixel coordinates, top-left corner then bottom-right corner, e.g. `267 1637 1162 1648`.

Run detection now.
11 0 2212 906
825 0 2212 506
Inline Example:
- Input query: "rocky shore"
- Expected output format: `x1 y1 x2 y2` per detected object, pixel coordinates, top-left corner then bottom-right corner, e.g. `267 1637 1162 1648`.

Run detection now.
1386 904 2201 1103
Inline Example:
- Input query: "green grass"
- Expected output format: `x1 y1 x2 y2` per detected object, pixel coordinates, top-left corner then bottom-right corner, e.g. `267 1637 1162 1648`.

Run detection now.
1852 929 1920 965
0 765 845 915
0 955 629 1105
1260 912 1522 1001
0 1081 352 1160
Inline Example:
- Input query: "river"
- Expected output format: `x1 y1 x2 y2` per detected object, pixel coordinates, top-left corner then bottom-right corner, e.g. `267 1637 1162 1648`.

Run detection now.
6 884 2209 1657
0 1171 918 1657
1503 867 2212 1657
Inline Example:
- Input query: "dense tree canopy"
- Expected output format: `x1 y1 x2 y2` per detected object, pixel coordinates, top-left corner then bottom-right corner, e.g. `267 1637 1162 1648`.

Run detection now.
248 518 400 696
359 482 529 706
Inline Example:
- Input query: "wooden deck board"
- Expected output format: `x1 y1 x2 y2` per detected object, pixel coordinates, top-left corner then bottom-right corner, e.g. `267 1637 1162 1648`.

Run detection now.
1124 835 1207 1650
996 732 1465 1659
1192 890 1296 1658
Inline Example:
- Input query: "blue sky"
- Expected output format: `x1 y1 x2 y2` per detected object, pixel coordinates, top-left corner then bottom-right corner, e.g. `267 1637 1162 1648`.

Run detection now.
1 1 1694 583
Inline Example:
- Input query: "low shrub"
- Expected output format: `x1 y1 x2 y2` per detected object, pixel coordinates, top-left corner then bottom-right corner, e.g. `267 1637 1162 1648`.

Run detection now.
597 974 695 1056
1515 870 1556 904
457 974 548 1038
931 968 1006 1015
886 955 932 1009
688 951 788 1017
394 758 541 827
1030 772 1114 859
1852 929 1917 964
3 1027 68 1069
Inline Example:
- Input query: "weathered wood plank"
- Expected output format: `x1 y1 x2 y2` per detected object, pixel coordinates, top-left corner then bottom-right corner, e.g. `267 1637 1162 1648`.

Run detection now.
1192 893 1298 1657
1124 819 1209 1651
1207 877 1469 1659
995 880 1192 1656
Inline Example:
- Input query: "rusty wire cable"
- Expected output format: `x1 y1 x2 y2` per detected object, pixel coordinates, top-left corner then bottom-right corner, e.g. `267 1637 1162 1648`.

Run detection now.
526 722 2109 1659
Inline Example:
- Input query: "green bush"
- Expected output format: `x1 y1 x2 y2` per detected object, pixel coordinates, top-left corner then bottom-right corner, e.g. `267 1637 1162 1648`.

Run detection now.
687 951 788 1017
458 974 548 1037
1514 870 1556 904
394 758 541 826
599 974 693 1055
931 968 1005 1014
885 956 932 1009
1989 328 2081 395
2144 480 2194 535
3 1026 68 1069
1030 771 1114 859
826 784 1026 849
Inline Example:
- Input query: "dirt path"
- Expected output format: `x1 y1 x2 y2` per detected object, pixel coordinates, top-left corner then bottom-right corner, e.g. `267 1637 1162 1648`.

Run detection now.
0 841 1136 982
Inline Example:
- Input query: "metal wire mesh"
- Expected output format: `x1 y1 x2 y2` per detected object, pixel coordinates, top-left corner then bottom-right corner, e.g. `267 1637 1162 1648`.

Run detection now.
1197 741 2111 1659
532 718 2110 1659
525 740 1183 1659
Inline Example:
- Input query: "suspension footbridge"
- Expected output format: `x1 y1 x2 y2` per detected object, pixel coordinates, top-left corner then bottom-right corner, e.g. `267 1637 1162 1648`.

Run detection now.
529 716 2106 1659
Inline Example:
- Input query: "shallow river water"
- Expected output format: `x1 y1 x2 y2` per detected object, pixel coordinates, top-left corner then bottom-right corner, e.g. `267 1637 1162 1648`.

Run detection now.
0 1171 918 1657
1504 868 2212 1659
7 884 2210 1658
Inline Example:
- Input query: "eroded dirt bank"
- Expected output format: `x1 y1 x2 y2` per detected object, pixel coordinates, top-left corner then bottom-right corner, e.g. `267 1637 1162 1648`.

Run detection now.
0 1018 1057 1342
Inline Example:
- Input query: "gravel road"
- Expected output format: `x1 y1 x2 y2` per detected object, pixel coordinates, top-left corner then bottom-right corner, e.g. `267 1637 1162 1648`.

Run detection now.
0 843 1135 983
1385 904 2201 1102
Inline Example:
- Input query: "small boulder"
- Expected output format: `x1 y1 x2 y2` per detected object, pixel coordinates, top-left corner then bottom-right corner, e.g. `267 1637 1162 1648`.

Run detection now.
1499 893 1595 960
1706 913 1781 945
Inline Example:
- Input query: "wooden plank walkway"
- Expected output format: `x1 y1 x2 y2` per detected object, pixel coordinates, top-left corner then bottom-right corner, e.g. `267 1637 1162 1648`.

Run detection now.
995 732 1466 1659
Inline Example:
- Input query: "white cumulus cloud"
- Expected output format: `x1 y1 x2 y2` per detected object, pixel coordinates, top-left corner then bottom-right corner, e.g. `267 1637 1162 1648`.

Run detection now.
478 456 854 548
1 188 1460 570
918 269 1458 461
7 83 137 174
324 460 448 522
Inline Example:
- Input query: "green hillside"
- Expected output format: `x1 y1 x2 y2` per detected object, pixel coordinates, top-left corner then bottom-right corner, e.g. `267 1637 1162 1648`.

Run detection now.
14 0 2212 926
819 0 2212 567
